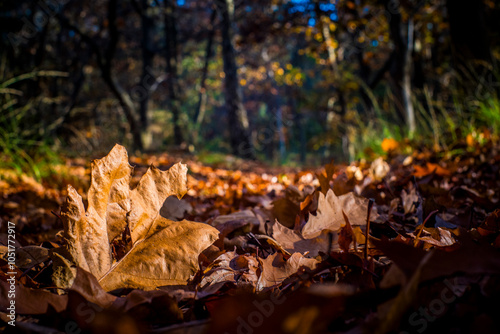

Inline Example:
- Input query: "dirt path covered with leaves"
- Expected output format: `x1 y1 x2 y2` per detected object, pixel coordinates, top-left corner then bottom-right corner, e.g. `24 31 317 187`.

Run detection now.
1 141 500 334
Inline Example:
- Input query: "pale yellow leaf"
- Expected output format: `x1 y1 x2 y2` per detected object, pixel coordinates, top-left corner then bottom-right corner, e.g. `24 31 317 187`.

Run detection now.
128 163 188 243
271 219 336 257
61 185 112 278
54 144 218 292
99 218 218 291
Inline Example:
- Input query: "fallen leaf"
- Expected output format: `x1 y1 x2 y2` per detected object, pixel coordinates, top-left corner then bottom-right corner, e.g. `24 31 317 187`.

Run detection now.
0 280 68 314
54 144 219 291
211 209 261 230
413 162 451 178
478 209 500 236
256 252 319 291
127 162 189 243
317 163 335 194
270 190 376 257
271 219 336 257
15 245 49 269
51 251 77 289
111 289 183 326
375 251 433 333
57 145 132 278
200 250 260 293
381 138 399 152
373 231 500 283
369 157 390 181
100 222 218 292
401 184 419 214
339 211 355 252
271 186 303 228
248 234 292 257
69 267 117 308
302 189 377 238
0 233 22 249
415 227 456 247
213 220 252 250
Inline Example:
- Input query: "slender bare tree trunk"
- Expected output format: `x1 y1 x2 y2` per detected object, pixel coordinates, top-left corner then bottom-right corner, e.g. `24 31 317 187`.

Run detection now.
216 0 255 159
164 0 183 146
385 0 407 126
138 0 154 149
276 106 286 163
403 16 415 136
446 0 494 95
446 0 492 67
193 8 217 147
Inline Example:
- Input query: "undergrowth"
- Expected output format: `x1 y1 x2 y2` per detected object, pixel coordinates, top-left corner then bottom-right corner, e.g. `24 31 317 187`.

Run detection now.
347 68 500 161
0 70 67 183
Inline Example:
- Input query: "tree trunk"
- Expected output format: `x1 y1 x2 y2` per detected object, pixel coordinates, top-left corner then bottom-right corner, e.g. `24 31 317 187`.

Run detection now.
139 0 154 149
164 0 183 146
107 0 143 149
102 73 144 150
446 0 493 92
276 106 286 163
402 16 415 136
193 8 217 148
385 0 407 126
289 36 306 164
446 0 492 69
55 1 144 150
216 0 255 159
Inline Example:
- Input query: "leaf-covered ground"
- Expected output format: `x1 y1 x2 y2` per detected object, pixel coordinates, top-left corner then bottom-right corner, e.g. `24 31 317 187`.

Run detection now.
1 141 500 334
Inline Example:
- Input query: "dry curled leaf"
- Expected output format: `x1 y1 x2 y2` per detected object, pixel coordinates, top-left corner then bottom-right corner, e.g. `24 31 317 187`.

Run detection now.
256 252 319 291
99 219 219 291
271 219 335 257
199 250 260 294
15 246 49 269
412 227 456 248
54 144 219 291
369 157 390 181
271 189 377 257
302 189 377 239
401 184 419 215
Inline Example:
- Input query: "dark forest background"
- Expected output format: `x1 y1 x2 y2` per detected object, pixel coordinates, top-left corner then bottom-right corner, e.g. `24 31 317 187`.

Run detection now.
1 0 499 170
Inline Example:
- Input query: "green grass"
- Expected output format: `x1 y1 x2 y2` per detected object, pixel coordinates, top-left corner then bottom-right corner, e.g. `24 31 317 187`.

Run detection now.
343 68 500 161
0 71 67 182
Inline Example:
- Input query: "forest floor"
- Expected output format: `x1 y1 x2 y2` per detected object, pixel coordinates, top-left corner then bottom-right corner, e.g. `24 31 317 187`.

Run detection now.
1 139 500 334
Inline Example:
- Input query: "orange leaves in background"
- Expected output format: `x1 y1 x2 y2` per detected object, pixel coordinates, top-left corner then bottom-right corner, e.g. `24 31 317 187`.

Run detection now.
413 162 451 178
5 137 500 334
381 138 399 152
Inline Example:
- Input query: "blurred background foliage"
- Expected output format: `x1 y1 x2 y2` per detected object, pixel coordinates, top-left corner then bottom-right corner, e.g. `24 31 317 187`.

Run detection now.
1 0 499 177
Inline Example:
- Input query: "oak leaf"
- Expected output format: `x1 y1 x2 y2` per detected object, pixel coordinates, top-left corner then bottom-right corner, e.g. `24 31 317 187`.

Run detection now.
54 144 219 291
271 189 377 256
302 189 376 238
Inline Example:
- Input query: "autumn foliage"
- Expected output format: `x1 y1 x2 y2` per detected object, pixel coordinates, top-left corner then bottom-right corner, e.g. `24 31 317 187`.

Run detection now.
2 142 500 333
